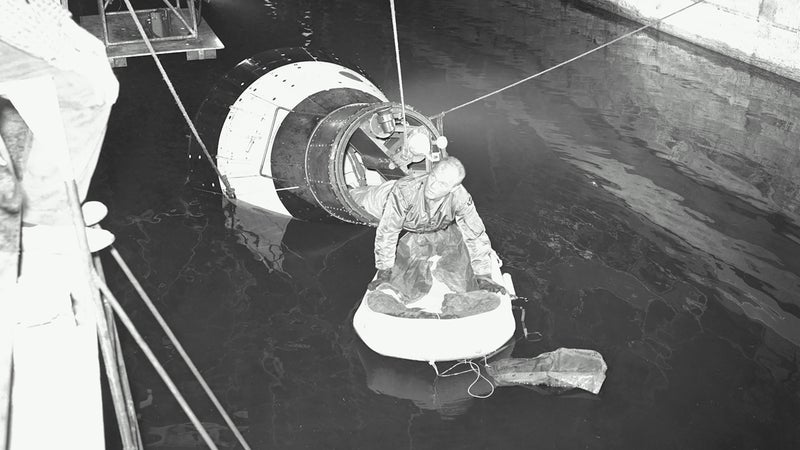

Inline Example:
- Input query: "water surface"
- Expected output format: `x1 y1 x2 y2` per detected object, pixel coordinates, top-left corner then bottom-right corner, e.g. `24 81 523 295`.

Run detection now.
91 0 800 448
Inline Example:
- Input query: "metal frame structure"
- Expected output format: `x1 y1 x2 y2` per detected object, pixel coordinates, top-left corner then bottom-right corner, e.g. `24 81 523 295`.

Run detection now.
77 0 222 67
97 0 198 46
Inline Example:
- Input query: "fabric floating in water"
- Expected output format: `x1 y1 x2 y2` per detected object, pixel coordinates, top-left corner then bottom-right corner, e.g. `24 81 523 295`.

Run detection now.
486 348 607 394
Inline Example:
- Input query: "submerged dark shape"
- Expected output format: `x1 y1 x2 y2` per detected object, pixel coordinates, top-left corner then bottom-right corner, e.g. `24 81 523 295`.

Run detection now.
354 338 515 418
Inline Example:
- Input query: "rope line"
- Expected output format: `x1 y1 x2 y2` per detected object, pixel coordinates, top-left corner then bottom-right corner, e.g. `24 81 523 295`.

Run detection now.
429 358 496 399
110 248 252 450
92 271 219 450
388 0 406 149
121 0 235 200
432 0 706 119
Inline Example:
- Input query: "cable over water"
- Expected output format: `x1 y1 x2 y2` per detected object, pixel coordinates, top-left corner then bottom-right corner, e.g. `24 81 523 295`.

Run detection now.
121 0 236 200
389 0 407 149
431 0 706 120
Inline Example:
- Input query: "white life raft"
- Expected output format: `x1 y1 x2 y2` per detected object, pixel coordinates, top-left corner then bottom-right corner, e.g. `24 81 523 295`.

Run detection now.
353 256 517 362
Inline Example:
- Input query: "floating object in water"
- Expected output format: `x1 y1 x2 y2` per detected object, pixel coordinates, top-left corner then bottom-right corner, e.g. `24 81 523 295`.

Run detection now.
353 228 516 362
353 284 514 362
486 347 607 394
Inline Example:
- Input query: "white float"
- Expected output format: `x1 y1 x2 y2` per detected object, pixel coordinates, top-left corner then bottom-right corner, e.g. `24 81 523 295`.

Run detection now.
353 254 517 362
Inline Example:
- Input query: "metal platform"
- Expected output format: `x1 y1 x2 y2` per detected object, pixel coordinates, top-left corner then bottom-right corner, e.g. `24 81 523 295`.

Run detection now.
80 8 224 68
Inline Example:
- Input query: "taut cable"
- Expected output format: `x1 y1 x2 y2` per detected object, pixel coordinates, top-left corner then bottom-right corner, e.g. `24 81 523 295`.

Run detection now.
121 0 236 200
388 0 407 149
432 0 706 120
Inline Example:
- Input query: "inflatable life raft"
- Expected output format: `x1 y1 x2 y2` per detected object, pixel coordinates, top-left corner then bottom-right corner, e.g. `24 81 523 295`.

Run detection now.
353 252 516 363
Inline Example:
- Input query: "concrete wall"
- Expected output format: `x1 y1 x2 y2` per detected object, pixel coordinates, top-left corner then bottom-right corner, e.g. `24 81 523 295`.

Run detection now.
579 0 800 83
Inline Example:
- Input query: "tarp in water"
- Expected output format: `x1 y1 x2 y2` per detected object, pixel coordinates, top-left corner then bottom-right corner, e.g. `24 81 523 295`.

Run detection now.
486 348 607 394
366 226 500 319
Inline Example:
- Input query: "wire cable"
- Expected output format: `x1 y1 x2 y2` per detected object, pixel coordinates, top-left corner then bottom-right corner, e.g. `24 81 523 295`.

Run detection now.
432 0 706 119
388 0 407 150
121 0 236 199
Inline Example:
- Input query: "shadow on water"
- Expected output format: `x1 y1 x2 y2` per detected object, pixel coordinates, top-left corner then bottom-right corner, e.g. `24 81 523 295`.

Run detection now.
89 0 800 448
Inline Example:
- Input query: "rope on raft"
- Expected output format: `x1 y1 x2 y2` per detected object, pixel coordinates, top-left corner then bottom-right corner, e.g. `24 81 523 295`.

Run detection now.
429 0 707 130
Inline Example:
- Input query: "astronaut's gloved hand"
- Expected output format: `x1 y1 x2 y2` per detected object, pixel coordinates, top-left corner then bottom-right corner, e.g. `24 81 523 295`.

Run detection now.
367 269 393 291
476 276 507 295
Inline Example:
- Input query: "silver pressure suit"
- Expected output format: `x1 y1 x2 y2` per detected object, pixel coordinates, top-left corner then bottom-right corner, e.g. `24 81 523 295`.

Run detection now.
351 173 493 276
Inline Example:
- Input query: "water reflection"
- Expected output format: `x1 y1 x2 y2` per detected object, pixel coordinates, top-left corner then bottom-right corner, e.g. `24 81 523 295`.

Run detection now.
354 339 501 419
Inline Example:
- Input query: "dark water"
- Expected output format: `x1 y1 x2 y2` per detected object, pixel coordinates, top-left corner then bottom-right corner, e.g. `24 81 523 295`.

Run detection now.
89 0 800 448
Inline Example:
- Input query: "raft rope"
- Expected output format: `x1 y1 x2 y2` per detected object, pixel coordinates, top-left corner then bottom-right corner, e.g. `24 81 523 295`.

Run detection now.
430 0 706 123
109 248 252 450
388 0 407 149
429 357 496 399
121 0 235 200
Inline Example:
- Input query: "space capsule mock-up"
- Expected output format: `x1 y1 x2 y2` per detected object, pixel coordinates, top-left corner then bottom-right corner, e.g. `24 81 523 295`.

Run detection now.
192 47 443 223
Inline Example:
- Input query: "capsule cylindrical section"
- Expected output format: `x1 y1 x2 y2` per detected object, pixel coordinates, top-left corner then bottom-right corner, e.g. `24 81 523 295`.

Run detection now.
193 47 441 224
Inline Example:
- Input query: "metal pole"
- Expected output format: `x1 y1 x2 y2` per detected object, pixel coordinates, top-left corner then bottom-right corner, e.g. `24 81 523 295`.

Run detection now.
94 255 145 449
158 0 196 38
110 248 252 450
92 272 220 450
97 0 111 46
186 0 199 37
0 289 12 450
64 181 139 450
